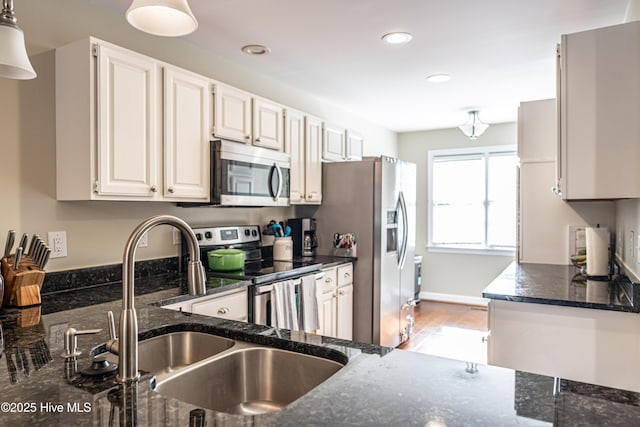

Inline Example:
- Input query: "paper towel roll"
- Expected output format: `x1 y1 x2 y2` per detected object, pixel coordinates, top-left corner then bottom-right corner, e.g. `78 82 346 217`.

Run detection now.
586 227 609 277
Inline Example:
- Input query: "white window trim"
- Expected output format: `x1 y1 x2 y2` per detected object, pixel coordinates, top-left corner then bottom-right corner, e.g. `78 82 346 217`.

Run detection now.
427 144 517 256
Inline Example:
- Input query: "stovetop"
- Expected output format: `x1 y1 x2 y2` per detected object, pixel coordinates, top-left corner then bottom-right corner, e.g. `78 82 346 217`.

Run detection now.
206 258 322 285
187 224 321 285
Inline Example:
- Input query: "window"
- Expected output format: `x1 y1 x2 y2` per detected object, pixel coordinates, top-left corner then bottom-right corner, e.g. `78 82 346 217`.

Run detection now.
428 145 517 254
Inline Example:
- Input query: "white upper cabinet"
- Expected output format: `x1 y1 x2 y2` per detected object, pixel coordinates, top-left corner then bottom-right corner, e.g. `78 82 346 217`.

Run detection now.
253 97 284 151
55 38 210 202
323 124 364 162
345 130 364 161
212 83 285 151
163 66 211 200
322 123 346 161
558 21 640 200
212 83 252 143
95 43 160 198
304 115 323 203
285 109 322 204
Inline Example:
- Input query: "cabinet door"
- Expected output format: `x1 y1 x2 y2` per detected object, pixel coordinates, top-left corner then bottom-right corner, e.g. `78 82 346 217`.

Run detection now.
285 109 306 203
345 130 363 161
319 291 337 338
253 98 284 150
163 67 210 201
336 284 353 340
213 83 252 143
190 289 248 322
304 115 323 203
559 22 640 199
323 123 346 161
96 44 160 198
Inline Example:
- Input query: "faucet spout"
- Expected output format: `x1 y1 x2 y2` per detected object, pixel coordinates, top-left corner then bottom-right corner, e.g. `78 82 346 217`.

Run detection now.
118 215 206 383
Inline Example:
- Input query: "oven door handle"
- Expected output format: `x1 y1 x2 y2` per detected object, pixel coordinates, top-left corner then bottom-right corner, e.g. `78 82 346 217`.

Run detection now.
254 272 324 294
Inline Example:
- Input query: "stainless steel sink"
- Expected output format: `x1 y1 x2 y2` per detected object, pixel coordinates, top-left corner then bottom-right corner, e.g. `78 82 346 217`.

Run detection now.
111 331 235 378
153 344 345 415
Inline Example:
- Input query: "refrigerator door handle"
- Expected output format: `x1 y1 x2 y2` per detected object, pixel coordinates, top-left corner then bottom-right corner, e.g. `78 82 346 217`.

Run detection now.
398 191 409 269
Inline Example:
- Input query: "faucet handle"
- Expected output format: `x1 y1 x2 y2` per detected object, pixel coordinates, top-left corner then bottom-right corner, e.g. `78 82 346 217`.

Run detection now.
61 327 102 358
107 311 117 340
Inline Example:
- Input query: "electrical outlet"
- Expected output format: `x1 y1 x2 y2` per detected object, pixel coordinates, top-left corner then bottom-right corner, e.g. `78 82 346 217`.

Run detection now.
617 231 624 257
48 231 68 258
173 229 181 245
629 231 635 260
138 232 148 248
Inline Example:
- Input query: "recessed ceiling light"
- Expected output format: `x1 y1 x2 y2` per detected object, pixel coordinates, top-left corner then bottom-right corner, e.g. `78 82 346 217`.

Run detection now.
381 32 413 45
426 74 451 83
241 44 271 55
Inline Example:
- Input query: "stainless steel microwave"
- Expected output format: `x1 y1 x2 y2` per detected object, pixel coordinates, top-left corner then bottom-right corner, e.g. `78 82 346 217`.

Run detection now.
182 139 290 207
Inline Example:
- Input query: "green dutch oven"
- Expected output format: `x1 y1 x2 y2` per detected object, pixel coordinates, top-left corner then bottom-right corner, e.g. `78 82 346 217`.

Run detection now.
207 248 245 271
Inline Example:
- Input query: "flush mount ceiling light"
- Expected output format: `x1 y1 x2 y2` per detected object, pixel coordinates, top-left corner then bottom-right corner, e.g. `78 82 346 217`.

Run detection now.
0 0 36 80
458 111 489 140
126 0 198 37
381 32 413 45
241 44 271 55
426 73 451 83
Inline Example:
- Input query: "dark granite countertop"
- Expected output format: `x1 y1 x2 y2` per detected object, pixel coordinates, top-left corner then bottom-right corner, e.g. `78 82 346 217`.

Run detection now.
1 258 639 425
482 262 640 313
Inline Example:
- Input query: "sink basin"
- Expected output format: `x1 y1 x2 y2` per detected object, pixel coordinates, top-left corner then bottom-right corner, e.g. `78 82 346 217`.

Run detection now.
154 345 344 415
134 331 235 377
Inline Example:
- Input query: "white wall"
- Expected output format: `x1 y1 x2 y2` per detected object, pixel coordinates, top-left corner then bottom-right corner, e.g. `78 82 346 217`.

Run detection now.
398 123 517 299
0 0 397 272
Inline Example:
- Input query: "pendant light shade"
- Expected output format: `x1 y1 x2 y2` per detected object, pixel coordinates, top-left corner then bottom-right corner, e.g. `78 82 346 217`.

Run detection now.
126 0 198 37
0 0 36 80
458 110 489 140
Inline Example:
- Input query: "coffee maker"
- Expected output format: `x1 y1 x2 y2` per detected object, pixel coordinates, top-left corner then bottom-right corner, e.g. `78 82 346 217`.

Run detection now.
287 218 317 257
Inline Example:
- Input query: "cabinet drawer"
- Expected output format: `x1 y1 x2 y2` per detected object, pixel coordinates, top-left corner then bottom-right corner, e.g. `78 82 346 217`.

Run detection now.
318 267 338 293
191 289 248 322
337 263 353 287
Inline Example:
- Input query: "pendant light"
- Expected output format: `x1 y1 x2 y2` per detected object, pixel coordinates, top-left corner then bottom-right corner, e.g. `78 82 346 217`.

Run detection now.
126 0 198 37
458 111 489 140
0 0 36 80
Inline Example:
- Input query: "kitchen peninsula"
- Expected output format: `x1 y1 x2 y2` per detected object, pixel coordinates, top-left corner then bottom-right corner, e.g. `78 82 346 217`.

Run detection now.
1 266 639 426
483 262 640 393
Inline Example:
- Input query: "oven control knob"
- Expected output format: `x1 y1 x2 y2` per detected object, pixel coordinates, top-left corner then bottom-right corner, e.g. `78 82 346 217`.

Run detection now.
195 233 202 241
205 231 212 239
251 230 258 237
244 229 250 236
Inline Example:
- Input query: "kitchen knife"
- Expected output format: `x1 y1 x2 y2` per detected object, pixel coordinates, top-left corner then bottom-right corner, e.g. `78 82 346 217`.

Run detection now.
3 230 15 259
27 235 37 257
17 234 28 255
32 239 44 267
13 247 23 270
39 248 51 270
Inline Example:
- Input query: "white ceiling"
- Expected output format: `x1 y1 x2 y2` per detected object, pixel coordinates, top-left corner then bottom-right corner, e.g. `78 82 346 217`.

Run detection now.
96 1 631 132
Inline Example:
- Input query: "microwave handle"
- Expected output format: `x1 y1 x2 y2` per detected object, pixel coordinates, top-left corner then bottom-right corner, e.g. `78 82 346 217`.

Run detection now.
272 162 283 201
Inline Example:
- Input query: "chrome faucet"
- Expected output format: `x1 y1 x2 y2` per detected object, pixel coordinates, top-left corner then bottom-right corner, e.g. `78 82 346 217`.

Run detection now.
108 215 207 382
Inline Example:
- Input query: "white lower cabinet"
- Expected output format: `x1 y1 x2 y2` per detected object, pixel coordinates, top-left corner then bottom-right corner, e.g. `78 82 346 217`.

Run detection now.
316 263 353 340
162 288 248 322
488 299 640 392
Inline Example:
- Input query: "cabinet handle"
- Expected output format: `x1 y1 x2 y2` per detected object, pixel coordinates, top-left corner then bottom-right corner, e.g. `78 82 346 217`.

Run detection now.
255 138 261 143
168 187 175 194
217 307 229 315
325 278 332 283
150 185 158 193
338 290 345 296
245 135 251 140
344 272 351 278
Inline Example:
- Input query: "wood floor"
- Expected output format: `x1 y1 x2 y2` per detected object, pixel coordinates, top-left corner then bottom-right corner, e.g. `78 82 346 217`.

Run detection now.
398 301 489 364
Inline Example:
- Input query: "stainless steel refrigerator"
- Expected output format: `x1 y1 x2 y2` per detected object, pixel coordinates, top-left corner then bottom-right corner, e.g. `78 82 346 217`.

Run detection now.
313 156 417 347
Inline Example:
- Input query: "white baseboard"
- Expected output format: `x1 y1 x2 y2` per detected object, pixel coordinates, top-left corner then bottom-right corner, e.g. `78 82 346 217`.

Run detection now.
419 291 489 307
